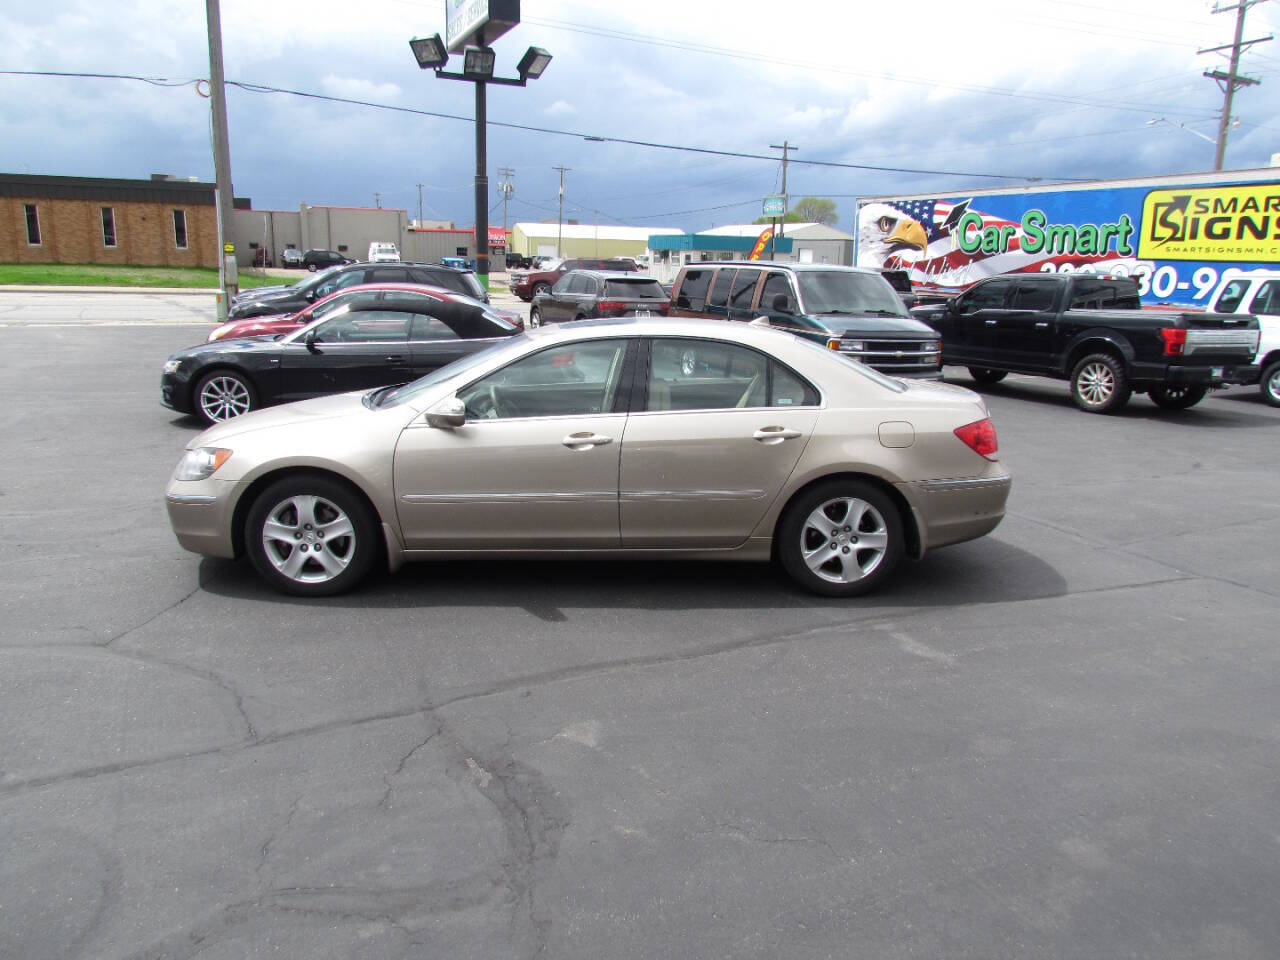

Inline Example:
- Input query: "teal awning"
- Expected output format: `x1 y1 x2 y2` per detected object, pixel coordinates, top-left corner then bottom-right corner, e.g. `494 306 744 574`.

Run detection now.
648 232 793 253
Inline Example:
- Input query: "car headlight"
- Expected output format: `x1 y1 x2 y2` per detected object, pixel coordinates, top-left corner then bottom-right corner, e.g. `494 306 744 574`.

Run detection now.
163 359 183 374
175 447 233 481
925 340 940 352
208 323 236 341
844 340 866 352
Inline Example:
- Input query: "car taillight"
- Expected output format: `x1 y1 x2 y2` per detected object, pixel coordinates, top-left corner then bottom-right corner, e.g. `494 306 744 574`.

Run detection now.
657 303 669 314
598 300 627 316
1160 328 1186 356
954 418 999 461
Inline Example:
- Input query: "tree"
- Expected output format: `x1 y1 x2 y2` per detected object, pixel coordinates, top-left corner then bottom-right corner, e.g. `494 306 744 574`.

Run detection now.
751 196 837 226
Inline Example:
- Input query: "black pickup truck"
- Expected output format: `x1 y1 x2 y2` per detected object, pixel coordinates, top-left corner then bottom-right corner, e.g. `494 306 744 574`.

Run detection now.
912 273 1259 413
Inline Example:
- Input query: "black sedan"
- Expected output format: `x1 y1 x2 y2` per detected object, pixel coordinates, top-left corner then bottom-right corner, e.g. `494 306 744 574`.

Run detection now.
162 291 520 424
529 270 669 327
229 262 488 319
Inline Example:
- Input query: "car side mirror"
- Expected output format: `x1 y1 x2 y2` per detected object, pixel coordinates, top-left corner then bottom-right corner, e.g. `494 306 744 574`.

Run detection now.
947 298 960 314
772 293 793 314
425 395 466 429
304 330 320 352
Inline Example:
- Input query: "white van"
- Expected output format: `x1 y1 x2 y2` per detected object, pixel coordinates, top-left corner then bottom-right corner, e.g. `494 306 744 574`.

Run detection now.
1206 268 1280 406
368 242 400 263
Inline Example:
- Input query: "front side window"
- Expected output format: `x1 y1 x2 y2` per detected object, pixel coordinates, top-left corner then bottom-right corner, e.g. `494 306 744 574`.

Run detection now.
24 204 40 245
761 272 796 313
459 340 629 420
646 339 815 411
314 270 367 298
101 207 116 247
551 273 573 294
172 210 188 249
1249 280 1279 316
959 279 1013 312
312 309 411 343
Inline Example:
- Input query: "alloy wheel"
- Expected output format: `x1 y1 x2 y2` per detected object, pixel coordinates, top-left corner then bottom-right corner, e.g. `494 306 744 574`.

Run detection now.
199 375 252 421
260 494 357 584
799 497 890 584
1076 362 1115 407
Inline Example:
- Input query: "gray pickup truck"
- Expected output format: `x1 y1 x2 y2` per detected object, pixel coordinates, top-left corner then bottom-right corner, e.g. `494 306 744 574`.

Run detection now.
912 273 1259 413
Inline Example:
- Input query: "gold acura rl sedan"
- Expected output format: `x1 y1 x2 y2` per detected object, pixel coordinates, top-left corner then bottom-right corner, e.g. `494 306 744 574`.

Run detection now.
165 317 1010 597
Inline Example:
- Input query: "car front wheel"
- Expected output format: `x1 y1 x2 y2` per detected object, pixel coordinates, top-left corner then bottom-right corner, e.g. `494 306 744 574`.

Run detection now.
196 370 256 424
777 480 903 597
307 263 317 272
529 308 542 328
245 474 379 596
1261 360 1280 407
532 282 550 298
1069 352 1131 413
968 367 1007 384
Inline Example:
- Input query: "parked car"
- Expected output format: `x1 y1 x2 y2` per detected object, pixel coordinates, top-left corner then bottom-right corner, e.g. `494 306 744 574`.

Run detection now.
912 273 1260 413
230 266 343 305
877 268 917 309
227 261 489 319
162 291 521 424
668 261 942 379
509 257 642 301
368 242 400 263
529 270 670 327
280 248 304 269
207 284 522 343
302 249 354 272
164 317 1010 597
505 253 530 270
1205 268 1280 406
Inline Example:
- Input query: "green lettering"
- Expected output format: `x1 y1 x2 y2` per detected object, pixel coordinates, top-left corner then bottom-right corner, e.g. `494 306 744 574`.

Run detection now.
981 226 1001 254
957 211 984 254
1022 209 1046 253
1098 223 1117 252
1045 224 1076 255
998 225 1016 251
1114 214 1135 255
1076 224 1099 255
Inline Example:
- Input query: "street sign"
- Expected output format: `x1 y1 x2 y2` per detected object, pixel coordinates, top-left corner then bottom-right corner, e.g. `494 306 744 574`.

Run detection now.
762 195 786 218
445 0 521 53
223 242 235 254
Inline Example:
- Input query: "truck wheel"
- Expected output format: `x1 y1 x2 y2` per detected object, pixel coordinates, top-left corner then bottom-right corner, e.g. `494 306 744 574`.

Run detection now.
968 367 1007 384
1261 360 1280 408
1069 353 1131 414
532 282 550 298
1149 385 1206 410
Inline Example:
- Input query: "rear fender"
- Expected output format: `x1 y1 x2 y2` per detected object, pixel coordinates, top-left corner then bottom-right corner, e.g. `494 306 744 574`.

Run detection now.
1060 329 1135 375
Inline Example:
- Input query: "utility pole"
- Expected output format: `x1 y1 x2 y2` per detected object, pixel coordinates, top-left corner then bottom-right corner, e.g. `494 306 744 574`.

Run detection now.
768 140 797 259
1200 1 1270 171
553 164 571 257
497 166 515 231
205 0 236 321
374 191 382 208
415 182 424 224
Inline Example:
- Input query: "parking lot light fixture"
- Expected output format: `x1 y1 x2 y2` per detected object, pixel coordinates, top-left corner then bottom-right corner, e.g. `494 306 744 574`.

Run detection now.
463 46 497 79
409 34 448 70
517 46 552 80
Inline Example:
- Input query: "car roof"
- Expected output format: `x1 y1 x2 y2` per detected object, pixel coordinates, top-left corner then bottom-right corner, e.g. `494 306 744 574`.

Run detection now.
687 261 881 275
569 269 660 279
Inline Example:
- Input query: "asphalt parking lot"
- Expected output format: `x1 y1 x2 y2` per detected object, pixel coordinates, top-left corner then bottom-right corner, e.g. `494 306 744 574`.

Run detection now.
2 291 1278 960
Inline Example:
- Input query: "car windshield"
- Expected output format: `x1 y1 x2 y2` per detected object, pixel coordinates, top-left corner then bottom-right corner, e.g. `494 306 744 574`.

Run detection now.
796 271 908 316
375 334 530 407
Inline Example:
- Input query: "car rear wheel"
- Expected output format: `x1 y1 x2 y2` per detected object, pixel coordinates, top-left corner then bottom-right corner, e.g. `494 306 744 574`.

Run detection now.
1148 385 1206 410
529 308 542 328
777 480 903 597
968 367 1007 384
196 370 256 424
1069 352 1131 414
307 263 317 272
532 282 550 298
1261 360 1280 407
245 474 379 596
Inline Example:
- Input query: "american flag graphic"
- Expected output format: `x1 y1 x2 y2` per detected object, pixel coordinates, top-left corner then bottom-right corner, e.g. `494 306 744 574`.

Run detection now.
865 197 1141 290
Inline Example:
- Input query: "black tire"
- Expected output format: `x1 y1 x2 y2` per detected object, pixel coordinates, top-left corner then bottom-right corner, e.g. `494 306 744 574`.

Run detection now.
529 308 542 328
776 479 904 597
195 369 257 425
1069 352 1131 414
307 263 318 272
245 473 379 597
532 282 551 298
1261 360 1280 408
1148 385 1207 410
968 367 1007 384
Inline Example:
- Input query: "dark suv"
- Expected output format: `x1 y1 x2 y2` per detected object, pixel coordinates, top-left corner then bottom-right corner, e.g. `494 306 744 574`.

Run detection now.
529 270 669 327
668 261 941 378
509 257 641 301
302 249 354 272
228 261 489 319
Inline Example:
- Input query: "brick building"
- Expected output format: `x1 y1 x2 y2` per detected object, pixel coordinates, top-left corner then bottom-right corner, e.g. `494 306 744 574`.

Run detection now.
0 173 249 268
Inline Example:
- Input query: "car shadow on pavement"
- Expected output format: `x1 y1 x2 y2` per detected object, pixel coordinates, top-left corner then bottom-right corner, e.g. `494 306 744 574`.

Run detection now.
196 535 1066 615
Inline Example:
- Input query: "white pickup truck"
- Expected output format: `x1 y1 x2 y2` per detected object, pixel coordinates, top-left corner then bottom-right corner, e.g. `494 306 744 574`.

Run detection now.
1207 269 1280 406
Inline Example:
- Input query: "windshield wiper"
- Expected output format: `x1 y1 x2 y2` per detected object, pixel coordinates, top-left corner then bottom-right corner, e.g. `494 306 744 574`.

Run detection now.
365 385 394 409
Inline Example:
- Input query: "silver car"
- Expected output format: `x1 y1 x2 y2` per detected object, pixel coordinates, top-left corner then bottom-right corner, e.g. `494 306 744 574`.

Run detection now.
165 318 1010 597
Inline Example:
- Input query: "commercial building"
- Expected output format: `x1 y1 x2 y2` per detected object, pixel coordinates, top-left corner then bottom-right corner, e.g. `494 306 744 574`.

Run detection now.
510 222 681 261
646 223 856 283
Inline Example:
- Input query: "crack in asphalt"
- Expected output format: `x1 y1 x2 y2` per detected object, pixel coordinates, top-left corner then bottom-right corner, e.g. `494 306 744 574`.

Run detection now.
378 719 444 811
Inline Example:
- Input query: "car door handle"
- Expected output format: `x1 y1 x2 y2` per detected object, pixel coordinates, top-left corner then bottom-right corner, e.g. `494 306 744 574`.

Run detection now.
753 426 803 443
384 354 405 362
984 319 998 326
563 432 613 450
1035 322 1050 329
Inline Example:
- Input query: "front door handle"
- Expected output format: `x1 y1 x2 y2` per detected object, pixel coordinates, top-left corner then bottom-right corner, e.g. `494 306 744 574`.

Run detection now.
753 426 803 444
1035 322 1050 329
563 432 613 450
984 319 998 326
384 354 405 362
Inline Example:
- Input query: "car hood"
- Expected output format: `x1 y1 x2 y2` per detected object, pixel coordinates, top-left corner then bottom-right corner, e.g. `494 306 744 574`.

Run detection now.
191 391 373 446
816 313 934 335
172 337 284 361
235 284 293 301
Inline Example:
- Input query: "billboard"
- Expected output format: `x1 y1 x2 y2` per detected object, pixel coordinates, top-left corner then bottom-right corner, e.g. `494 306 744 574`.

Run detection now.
857 178 1280 307
444 0 520 54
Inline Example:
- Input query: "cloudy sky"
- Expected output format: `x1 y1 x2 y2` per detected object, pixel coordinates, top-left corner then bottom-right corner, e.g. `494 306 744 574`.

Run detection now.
3 0 1277 233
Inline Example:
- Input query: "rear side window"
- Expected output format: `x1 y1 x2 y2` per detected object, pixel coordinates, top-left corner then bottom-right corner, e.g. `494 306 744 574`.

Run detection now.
729 271 760 314
1012 282 1057 311
604 279 665 299
1216 279 1249 312
1248 280 1279 316
708 269 734 308
676 269 713 309
1070 278 1140 309
646 338 818 410
568 274 593 294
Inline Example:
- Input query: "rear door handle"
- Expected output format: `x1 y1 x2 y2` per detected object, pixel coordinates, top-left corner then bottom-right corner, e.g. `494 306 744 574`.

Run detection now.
1035 322 1050 329
384 354 405 362
984 319 998 326
563 432 613 450
753 426 803 443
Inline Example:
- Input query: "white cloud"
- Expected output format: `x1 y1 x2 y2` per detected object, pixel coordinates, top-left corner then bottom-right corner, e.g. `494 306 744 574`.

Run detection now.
319 75 402 102
545 100 577 116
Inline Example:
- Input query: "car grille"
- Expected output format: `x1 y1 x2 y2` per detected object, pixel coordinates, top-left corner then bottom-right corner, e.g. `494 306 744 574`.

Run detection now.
832 337 941 375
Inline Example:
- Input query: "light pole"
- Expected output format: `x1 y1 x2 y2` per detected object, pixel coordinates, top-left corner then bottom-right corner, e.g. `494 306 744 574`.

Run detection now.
410 34 551 289
1146 116 1228 151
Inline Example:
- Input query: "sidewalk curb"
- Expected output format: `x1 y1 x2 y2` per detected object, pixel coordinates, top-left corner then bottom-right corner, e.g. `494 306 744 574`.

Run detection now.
0 285 219 295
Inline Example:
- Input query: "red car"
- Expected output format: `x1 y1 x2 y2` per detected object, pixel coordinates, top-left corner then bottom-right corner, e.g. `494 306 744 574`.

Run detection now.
508 257 641 302
207 284 521 342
